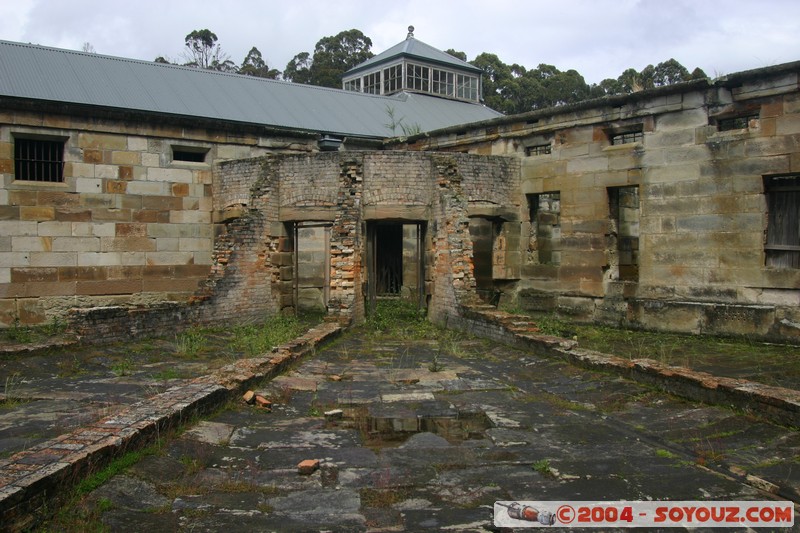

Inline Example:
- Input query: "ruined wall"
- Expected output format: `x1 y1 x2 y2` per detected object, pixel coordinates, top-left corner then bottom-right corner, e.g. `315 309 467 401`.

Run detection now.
0 107 317 326
399 63 800 341
208 151 517 325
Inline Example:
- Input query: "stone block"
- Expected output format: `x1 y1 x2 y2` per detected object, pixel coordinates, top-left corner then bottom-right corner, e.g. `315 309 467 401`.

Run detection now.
105 180 128 194
100 237 156 252
78 133 127 150
127 181 167 196
11 267 58 283
76 279 142 295
51 237 100 252
169 210 210 224
54 208 92 222
75 178 103 194
0 252 31 268
110 151 140 166
178 238 212 252
144 251 193 265
72 222 116 237
12 237 52 254
147 167 193 184
0 205 20 221
18 206 54 221
143 195 183 211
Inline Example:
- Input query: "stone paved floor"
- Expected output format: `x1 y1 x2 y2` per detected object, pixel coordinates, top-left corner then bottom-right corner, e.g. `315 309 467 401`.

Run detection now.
62 331 799 532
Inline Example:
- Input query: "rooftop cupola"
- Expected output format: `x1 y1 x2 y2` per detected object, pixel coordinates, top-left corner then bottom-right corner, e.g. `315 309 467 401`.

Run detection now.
342 26 483 103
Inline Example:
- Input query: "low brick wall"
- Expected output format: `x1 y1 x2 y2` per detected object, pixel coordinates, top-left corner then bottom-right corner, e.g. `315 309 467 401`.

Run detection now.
453 305 800 428
0 321 342 531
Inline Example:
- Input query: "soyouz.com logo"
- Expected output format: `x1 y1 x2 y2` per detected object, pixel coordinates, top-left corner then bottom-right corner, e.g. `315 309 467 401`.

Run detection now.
493 500 795 528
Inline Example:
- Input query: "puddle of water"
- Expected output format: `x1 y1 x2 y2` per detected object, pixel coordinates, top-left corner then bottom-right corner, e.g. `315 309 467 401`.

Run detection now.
338 407 492 445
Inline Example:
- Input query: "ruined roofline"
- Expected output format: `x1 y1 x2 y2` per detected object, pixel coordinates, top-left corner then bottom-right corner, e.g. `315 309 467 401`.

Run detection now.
398 58 800 143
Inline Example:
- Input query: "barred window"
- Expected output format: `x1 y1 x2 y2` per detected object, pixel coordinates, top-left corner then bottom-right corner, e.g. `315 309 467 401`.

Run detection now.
14 137 65 182
525 144 552 156
611 130 643 145
383 64 402 94
406 64 429 92
718 113 759 131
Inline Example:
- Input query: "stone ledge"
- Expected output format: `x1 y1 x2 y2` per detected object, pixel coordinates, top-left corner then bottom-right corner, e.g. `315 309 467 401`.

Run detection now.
457 304 800 427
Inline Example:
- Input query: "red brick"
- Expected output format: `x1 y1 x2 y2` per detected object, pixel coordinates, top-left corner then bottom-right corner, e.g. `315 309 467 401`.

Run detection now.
297 459 319 475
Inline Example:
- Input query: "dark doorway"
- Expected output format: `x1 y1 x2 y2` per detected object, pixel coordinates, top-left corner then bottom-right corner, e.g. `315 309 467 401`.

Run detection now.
375 224 403 295
366 221 426 314
469 218 493 301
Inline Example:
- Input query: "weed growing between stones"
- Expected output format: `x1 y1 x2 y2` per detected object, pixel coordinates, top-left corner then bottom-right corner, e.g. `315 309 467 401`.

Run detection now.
111 357 134 377
175 326 208 357
366 299 436 339
230 314 304 356
0 372 25 408
5 317 33 343
532 458 556 478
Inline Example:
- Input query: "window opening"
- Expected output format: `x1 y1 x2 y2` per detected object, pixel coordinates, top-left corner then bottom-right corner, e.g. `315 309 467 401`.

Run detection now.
364 72 381 94
764 175 800 268
344 78 361 92
468 218 494 302
14 137 65 182
610 130 643 145
172 146 209 163
383 64 402 94
407 64 430 92
718 113 759 132
608 186 640 281
525 144 552 156
432 69 454 97
456 74 478 101
527 192 561 265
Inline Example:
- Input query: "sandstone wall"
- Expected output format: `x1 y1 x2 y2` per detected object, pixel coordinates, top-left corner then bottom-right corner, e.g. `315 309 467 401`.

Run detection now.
0 108 316 326
399 64 800 341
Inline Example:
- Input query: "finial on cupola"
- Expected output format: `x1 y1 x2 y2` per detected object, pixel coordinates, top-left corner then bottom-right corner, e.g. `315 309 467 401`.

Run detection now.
407 25 415 39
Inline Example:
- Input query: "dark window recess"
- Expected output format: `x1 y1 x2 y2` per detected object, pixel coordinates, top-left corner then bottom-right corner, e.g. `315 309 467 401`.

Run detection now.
608 186 640 281
525 144 552 156
172 148 208 163
14 138 65 182
764 175 800 268
527 192 561 265
611 130 644 145
718 114 759 131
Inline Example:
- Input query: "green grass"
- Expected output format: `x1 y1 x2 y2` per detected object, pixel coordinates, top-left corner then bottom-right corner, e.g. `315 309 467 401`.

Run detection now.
230 313 305 356
366 299 437 339
175 327 208 357
532 458 556 478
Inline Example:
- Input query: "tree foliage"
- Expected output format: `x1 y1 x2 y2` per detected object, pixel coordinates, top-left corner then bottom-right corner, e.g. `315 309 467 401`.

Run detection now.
471 53 706 114
158 29 280 77
284 29 374 87
240 47 280 79
159 27 707 115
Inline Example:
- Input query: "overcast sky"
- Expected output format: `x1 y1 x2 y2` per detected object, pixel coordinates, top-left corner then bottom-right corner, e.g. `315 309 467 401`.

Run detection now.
2 0 798 84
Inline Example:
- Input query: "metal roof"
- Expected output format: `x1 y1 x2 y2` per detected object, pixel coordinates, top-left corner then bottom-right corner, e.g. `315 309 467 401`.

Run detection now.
344 35 483 77
0 40 500 139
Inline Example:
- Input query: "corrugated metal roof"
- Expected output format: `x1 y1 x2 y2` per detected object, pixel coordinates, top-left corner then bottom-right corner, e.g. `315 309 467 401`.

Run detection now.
0 40 500 138
345 36 482 77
